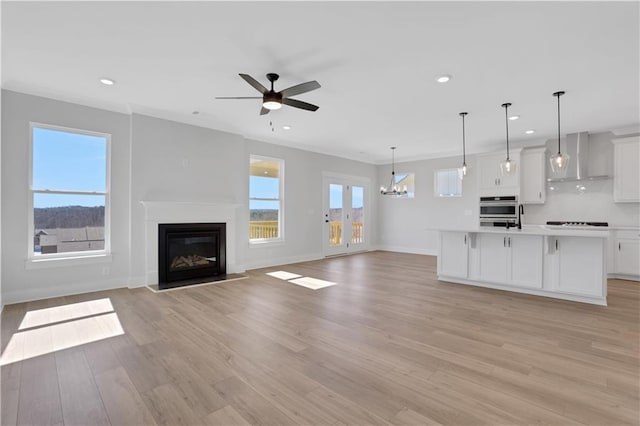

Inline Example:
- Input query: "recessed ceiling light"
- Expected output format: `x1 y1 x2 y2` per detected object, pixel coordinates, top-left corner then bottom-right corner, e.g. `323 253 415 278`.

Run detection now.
509 115 520 121
282 125 292 130
436 75 451 83
525 129 536 134
99 78 115 86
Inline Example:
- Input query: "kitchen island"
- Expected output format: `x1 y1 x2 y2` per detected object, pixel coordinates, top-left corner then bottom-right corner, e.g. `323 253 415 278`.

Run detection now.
437 226 609 305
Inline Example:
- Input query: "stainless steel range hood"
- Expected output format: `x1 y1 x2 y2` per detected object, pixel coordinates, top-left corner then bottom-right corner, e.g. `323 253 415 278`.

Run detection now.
546 132 610 182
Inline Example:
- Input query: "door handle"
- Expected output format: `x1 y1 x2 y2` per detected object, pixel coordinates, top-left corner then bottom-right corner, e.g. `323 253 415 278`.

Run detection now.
619 242 621 251
556 239 559 250
503 237 506 247
464 235 467 245
539 191 542 199
508 237 511 247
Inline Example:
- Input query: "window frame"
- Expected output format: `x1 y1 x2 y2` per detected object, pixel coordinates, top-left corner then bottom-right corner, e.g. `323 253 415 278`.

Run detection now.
434 168 463 198
393 172 415 198
249 154 285 245
27 122 112 262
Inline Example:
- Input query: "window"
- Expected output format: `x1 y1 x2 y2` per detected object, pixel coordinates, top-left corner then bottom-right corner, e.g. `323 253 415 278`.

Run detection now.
434 168 463 197
394 173 415 198
30 123 110 258
249 155 283 243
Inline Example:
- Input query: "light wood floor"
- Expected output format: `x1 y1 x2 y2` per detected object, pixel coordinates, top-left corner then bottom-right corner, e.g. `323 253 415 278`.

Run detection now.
2 251 639 425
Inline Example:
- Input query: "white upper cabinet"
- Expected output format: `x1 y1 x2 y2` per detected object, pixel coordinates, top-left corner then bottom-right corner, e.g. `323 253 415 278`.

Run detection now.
477 149 521 195
520 147 546 204
613 136 640 203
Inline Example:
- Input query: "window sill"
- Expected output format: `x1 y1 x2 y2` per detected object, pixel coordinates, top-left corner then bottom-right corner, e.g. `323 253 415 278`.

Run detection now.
249 239 285 248
25 253 112 270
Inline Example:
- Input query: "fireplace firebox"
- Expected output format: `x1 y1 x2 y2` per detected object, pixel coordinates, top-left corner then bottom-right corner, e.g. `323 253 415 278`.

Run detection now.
158 223 226 289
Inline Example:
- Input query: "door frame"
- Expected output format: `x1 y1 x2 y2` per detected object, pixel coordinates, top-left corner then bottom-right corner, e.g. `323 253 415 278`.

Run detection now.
322 172 371 257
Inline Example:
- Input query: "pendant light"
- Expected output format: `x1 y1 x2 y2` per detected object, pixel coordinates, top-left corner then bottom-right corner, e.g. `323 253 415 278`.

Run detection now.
550 91 570 174
380 147 408 196
459 112 469 178
500 102 516 176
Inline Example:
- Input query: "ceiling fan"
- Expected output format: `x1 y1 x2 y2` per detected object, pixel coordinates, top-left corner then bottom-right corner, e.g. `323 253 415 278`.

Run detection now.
216 73 321 115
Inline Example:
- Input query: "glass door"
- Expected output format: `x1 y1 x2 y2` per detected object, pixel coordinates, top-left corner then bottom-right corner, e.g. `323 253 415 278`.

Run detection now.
323 176 368 256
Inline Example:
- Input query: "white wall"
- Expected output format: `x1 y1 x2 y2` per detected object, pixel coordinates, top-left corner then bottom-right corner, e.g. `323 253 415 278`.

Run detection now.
525 132 640 227
2 90 637 304
377 155 479 255
376 131 640 257
129 113 246 285
1 90 132 304
1 91 377 303
243 139 377 269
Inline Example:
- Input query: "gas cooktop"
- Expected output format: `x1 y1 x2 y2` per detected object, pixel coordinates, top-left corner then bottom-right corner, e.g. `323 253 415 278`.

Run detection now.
546 221 609 227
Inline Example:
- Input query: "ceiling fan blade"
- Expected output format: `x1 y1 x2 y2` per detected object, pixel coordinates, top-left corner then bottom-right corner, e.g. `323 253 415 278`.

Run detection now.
282 98 319 112
280 80 321 98
215 96 262 99
260 107 270 115
239 73 267 94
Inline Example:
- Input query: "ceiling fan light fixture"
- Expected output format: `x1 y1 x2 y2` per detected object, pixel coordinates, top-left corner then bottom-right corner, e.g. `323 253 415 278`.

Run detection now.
262 100 282 110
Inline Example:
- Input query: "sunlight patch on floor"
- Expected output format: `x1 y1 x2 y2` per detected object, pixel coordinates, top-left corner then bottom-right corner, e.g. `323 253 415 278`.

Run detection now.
2 298 125 366
19 297 115 330
289 277 337 290
266 271 303 280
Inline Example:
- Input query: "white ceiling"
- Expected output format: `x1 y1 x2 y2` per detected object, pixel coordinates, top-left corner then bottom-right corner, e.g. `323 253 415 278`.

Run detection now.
2 1 639 164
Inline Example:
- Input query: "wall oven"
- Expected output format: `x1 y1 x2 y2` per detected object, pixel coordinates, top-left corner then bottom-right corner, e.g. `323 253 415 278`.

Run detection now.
479 195 518 227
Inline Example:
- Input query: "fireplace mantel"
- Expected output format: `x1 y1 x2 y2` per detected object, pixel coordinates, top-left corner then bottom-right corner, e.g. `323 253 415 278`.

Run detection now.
140 201 242 284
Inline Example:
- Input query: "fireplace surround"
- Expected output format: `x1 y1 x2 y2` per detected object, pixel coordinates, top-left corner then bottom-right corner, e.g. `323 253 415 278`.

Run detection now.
158 223 226 289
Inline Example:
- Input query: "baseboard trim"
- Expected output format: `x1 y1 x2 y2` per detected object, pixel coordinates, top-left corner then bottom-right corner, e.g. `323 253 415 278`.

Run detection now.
439 275 607 306
375 245 437 256
244 252 325 271
608 273 640 282
3 278 128 305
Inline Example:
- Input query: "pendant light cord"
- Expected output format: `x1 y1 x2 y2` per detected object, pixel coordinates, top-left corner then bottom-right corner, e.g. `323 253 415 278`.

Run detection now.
461 113 466 163
556 92 561 155
504 104 510 160
391 147 395 176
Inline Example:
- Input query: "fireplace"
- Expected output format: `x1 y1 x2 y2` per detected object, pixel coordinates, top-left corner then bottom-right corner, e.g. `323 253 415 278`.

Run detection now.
158 223 226 289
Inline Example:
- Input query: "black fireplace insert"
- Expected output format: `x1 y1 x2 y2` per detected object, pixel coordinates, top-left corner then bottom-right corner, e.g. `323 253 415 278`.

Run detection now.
158 223 226 289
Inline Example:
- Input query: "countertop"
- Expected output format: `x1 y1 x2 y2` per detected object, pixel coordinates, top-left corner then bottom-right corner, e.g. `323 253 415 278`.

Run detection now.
435 225 610 238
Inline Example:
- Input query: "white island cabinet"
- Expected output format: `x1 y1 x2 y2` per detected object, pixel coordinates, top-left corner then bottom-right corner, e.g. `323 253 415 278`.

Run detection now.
476 233 543 289
438 232 469 278
550 236 606 298
438 227 608 305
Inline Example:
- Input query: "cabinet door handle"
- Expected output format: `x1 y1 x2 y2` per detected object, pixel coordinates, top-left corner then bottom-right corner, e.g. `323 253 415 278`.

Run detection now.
503 237 506 247
619 242 621 251
464 235 467 245
508 237 511 247
556 239 559 250
539 191 542 199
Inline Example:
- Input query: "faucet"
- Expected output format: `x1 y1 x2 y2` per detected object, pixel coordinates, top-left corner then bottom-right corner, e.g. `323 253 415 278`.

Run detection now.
518 204 524 229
